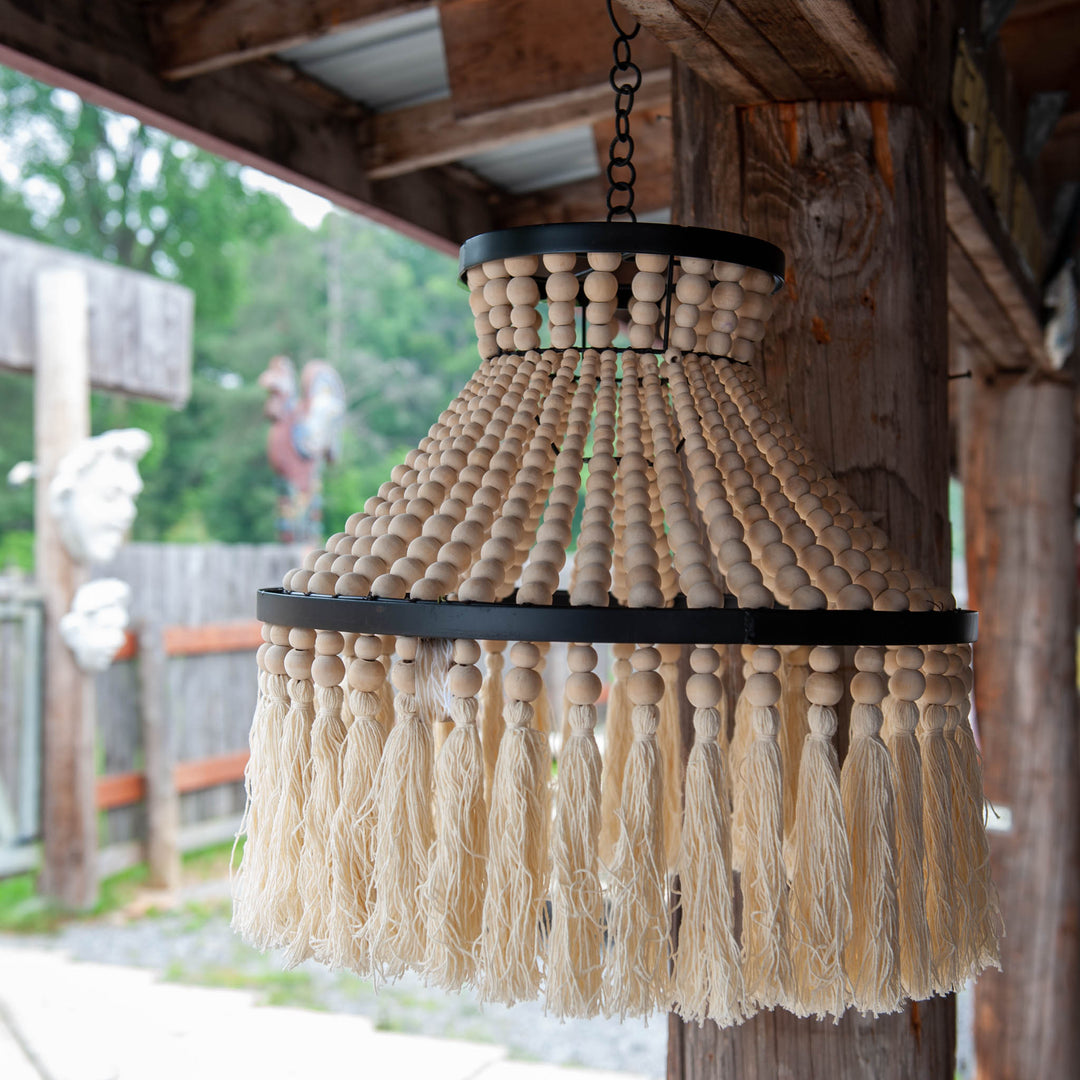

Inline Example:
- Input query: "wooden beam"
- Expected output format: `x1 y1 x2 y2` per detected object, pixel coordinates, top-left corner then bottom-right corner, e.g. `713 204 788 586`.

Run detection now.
95 772 146 811
163 619 264 657
0 0 497 254
438 0 672 122
173 751 250 795
670 67 954 1078
368 69 670 180
999 0 1080 108
150 0 430 80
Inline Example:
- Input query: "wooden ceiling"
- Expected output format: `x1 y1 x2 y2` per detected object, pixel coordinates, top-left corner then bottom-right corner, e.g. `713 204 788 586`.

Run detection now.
0 0 1076 367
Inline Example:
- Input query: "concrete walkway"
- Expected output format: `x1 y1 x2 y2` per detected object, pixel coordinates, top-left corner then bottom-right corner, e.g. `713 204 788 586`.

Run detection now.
0 943 649 1080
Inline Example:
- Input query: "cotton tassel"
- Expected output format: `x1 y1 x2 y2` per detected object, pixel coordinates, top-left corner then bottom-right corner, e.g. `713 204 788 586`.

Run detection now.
480 642 551 1005
736 646 793 1011
841 648 901 1015
232 634 289 949
479 640 506 804
729 645 756 872
605 645 672 1019
424 640 488 991
673 648 744 1028
376 635 395 734
945 654 1002 978
788 644 852 1020
367 637 434 978
778 647 810 855
416 636 453 754
918 653 962 994
884 647 934 1002
325 635 387 973
262 630 316 950
599 641 634 866
546 645 604 1019
533 642 553 739
657 644 685 871
954 643 1002 976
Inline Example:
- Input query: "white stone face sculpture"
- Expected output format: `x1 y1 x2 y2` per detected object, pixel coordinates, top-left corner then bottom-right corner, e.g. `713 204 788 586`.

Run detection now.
49 428 151 565
60 578 131 673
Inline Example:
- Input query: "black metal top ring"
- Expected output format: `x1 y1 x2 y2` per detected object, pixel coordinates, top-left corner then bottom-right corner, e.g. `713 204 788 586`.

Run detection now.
257 588 977 647
459 222 786 292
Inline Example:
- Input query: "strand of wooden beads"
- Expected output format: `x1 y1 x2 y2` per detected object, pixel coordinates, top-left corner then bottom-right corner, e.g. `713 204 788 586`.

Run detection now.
324 633 387 973
883 644 933 1001
632 252 670 350
605 644 673 1019
367 636 434 978
584 252 621 349
505 255 542 353
547 642 605 1018
264 627 316 954
544 252 581 350
479 258 519 356
841 645 901 1014
708 261 744 358
674 643 744 1026
468 263 498 359
642 358 722 607
728 267 774 363
611 361 629 604
481 641 551 1004
516 350 595 605
788 643 851 1020
636 362 678 603
669 258 712 354
233 625 291 950
571 350 617 608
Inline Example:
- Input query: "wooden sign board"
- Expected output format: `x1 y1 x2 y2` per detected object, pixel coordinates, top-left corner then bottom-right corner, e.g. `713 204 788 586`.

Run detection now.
0 230 194 406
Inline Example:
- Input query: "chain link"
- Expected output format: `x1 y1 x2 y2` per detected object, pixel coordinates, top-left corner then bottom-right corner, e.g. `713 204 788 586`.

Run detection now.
605 0 641 223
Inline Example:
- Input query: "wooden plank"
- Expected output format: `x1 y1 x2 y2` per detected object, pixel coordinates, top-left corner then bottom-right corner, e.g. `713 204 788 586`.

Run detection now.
140 622 179 889
173 751 250 795
369 69 670 179
1000 0 1080 106
0 0 498 255
670 66 954 1077
0 231 194 406
962 370 1080 1080
96 772 146 811
438 0 674 122
163 619 264 657
150 0 430 80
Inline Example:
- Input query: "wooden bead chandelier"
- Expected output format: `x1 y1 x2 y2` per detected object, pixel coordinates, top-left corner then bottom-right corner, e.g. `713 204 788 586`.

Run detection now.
233 217 1000 1024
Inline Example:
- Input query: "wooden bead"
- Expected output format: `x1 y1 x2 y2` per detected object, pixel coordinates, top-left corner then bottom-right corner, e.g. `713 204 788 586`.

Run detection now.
315 631 345 656
689 646 720 674
851 670 886 705
544 252 577 272
686 671 721 708
306 570 337 595
889 667 925 702
805 670 843 706
809 645 840 672
263 644 289 676
628 581 665 608
632 271 666 303
896 646 924 669
751 646 780 673
452 638 481 665
312 653 346 687
629 645 660 672
744 671 781 707
566 670 602 705
568 644 598 671
738 582 774 608
391 658 416 694
449 663 483 698
510 640 540 668
588 251 622 272
628 668 665 705
636 253 668 273
289 627 317 650
584 271 618 303
687 581 723 608
285 647 314 680
505 665 543 702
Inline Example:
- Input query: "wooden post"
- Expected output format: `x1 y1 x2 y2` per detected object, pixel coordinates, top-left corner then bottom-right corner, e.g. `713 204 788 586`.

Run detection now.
669 66 954 1077
139 620 180 890
34 267 96 909
963 371 1080 1080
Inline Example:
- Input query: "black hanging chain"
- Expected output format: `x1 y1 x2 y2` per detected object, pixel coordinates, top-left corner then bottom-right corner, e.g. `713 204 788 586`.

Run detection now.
605 0 641 223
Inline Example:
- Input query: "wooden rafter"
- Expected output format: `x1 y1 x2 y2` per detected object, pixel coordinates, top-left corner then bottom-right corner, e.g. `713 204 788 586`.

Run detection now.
150 0 431 80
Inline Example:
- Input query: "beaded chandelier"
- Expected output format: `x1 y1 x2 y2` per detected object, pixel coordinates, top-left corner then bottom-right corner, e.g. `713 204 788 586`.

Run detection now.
232 4 999 1028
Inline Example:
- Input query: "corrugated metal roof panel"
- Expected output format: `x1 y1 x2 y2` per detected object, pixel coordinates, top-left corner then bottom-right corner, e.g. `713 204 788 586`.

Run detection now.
460 126 601 194
280 8 450 113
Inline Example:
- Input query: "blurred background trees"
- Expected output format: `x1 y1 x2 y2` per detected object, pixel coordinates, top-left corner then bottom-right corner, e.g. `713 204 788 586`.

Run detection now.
0 65 477 566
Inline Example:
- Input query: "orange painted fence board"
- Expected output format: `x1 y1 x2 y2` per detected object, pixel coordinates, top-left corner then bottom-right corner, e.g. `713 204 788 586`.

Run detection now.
163 620 264 657
95 750 249 810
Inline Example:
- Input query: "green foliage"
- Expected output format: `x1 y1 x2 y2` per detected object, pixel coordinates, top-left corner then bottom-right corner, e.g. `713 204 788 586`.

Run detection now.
0 65 478 550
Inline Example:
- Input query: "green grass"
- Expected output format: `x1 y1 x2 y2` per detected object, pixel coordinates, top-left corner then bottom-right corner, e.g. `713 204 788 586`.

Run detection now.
163 962 326 1011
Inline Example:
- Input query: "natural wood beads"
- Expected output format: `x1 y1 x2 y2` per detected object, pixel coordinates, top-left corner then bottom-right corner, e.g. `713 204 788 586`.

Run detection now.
505 640 543 703
806 644 843 707
566 642 602 705
686 645 723 709
628 644 665 706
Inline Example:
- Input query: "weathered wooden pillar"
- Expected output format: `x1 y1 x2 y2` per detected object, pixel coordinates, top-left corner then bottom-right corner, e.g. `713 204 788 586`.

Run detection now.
669 65 954 1078
34 267 97 909
963 370 1080 1080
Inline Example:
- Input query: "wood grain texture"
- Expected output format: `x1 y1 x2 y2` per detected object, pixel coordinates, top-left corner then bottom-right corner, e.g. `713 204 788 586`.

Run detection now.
150 0 430 79
962 372 1080 1080
670 63 954 1078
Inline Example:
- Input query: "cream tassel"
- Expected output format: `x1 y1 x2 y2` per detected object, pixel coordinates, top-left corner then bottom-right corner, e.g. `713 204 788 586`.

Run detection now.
673 647 744 1027
232 637 288 949
918 656 962 994
263 633 315 950
480 643 551 1005
325 635 387 973
605 646 672 1019
479 640 506 804
599 641 634 866
729 645 756 872
533 642 553 739
424 641 487 991
288 632 347 968
789 647 852 1020
416 636 453 754
736 647 793 1011
884 647 934 1001
367 638 434 978
376 634 394 734
779 647 810 854
841 647 901 1015
657 644 685 872
546 644 604 1019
